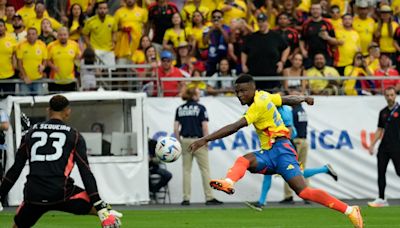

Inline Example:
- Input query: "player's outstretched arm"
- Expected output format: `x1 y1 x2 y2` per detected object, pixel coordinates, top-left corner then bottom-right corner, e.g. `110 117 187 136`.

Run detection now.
189 117 248 152
281 95 314 106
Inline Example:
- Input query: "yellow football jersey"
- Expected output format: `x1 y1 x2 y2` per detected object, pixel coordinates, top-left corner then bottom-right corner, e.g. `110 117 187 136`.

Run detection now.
16 40 47 80
47 40 80 84
244 91 289 150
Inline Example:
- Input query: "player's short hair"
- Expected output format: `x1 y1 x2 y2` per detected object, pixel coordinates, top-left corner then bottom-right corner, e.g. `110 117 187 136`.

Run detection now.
49 95 70 112
235 74 254 84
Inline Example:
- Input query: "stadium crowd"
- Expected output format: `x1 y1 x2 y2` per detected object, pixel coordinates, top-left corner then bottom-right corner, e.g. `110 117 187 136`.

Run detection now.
0 0 400 96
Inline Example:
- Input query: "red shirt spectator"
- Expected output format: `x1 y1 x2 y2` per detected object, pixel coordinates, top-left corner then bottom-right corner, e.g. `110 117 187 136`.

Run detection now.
374 54 400 91
158 50 185 97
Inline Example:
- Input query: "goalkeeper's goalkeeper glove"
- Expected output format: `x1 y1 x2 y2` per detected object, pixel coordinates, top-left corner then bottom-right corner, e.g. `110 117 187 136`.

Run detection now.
95 200 122 228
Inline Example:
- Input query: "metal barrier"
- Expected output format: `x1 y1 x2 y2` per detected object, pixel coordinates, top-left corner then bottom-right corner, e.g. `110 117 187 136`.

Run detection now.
0 63 399 97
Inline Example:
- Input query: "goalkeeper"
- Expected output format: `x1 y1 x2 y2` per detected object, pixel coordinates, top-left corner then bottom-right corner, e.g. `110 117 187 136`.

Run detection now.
0 95 122 228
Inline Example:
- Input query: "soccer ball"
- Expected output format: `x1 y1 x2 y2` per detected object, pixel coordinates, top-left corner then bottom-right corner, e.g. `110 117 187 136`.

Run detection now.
155 137 182 163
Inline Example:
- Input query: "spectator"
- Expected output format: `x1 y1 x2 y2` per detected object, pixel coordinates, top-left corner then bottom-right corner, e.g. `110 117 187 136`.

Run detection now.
280 0 304 31
17 27 47 96
0 19 17 98
132 35 152 64
306 53 340 95
374 54 400 93
16 0 36 22
335 14 361 76
208 58 235 94
80 47 97 91
242 13 289 91
175 41 205 76
157 50 185 97
26 1 62 35
186 69 217 96
353 1 375 56
203 9 230 76
47 27 80 92
148 138 172 198
67 3 85 44
5 4 15 33
275 12 300 60
70 0 96 15
148 0 179 46
257 0 279 29
181 0 209 26
0 108 9 206
38 18 57 45
0 0 5 18
44 0 66 22
366 42 381 73
90 122 111 156
141 45 160 96
228 18 252 73
300 3 339 68
189 10 208 60
329 5 343 31
11 13 26 43
282 53 307 94
82 1 117 66
343 52 374 95
217 0 247 26
162 12 190 51
374 5 398 64
368 87 400 208
174 87 223 206
114 0 148 64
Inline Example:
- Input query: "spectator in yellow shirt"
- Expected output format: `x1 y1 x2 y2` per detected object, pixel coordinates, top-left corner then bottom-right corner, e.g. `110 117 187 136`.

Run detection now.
114 0 148 64
163 12 191 52
132 35 152 64
69 0 96 15
329 5 343 31
47 27 81 92
366 42 381 73
218 0 247 26
25 2 62 35
4 4 15 33
335 14 361 76
10 14 26 43
343 52 374 96
0 19 17 97
188 10 209 59
374 5 398 63
353 2 375 56
82 1 117 67
17 0 35 22
181 0 210 25
17 27 47 95
67 4 85 43
306 53 340 95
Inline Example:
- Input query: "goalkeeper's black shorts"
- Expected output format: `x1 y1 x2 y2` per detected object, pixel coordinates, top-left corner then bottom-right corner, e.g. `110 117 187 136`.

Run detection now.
14 185 92 228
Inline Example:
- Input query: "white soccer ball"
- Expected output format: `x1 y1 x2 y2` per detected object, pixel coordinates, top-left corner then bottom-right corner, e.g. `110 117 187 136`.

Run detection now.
155 136 182 163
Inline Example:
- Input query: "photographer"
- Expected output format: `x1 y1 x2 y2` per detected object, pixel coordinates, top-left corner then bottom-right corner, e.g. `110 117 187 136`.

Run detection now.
343 52 374 95
203 9 230 76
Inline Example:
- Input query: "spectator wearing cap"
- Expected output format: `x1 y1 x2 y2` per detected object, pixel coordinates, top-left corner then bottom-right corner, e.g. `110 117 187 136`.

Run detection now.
300 3 339 68
334 14 361 76
0 19 17 98
217 0 247 26
11 13 26 43
242 13 289 92
203 9 230 76
25 1 62 35
114 0 148 65
82 1 117 67
374 54 400 93
5 4 15 33
174 41 205 77
157 50 185 96
353 1 375 56
374 5 398 64
47 27 81 92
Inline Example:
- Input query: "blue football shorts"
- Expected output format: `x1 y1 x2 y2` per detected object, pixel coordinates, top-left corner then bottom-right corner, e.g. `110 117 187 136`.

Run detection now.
252 139 302 181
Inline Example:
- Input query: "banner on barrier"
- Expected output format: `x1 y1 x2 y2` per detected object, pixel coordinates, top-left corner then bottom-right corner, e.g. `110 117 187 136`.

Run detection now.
145 96 400 203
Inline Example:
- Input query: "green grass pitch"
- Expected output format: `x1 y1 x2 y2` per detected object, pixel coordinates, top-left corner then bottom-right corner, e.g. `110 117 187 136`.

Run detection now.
1 206 400 228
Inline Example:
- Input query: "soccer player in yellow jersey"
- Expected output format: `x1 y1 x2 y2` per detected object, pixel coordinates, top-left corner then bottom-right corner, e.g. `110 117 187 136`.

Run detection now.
189 74 364 228
17 27 47 95
47 27 80 92
0 19 17 97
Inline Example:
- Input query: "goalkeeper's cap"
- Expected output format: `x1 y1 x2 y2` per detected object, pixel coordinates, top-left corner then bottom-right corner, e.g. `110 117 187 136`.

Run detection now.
49 95 70 112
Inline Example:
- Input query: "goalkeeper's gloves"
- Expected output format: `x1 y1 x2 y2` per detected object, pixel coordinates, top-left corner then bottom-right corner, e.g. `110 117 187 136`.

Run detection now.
95 200 122 228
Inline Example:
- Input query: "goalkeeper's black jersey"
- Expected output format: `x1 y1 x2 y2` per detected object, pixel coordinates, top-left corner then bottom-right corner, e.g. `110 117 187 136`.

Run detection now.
0 119 100 205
